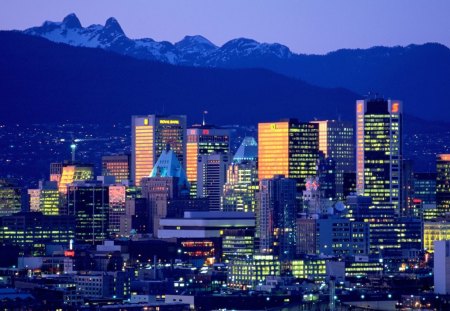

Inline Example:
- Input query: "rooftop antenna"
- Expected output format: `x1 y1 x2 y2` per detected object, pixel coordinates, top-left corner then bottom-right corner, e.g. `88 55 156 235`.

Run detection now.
202 110 208 126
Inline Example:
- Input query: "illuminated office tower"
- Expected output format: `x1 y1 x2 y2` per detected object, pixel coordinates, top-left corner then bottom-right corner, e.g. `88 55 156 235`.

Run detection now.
50 162 63 186
437 154 450 217
311 120 354 199
356 98 402 214
197 153 229 211
258 175 297 261
131 115 186 186
58 163 94 194
102 154 131 183
66 181 109 244
413 172 436 205
28 181 60 215
0 179 22 216
258 119 319 191
400 159 415 217
316 154 336 200
108 184 127 236
186 124 230 196
222 137 258 212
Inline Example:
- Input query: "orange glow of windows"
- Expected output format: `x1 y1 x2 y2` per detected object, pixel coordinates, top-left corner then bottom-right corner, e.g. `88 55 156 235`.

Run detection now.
391 103 399 113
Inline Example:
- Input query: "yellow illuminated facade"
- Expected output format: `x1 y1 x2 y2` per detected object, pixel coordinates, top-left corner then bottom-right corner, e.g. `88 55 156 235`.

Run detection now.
58 165 94 194
356 99 402 212
186 126 230 196
258 120 319 190
423 222 450 252
132 115 186 186
436 154 450 217
28 181 60 215
227 254 280 288
291 259 327 282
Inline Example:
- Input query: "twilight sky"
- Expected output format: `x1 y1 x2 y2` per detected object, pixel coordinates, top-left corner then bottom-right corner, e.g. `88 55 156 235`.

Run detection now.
0 0 449 54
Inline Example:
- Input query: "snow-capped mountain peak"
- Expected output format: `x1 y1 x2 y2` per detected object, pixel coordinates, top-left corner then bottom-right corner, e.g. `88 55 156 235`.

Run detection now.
62 13 82 29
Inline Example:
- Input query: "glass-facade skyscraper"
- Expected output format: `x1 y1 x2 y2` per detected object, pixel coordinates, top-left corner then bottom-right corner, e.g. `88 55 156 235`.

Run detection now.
311 120 354 200
437 154 450 217
131 115 186 186
356 98 402 214
258 119 319 191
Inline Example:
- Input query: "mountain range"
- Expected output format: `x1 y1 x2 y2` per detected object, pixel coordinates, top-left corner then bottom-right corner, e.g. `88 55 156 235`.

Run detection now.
22 14 450 120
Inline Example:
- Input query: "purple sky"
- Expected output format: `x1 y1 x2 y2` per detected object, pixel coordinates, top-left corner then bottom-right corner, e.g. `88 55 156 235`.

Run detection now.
1 0 449 54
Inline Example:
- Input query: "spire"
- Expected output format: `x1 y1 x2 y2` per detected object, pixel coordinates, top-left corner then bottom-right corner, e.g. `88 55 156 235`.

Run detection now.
233 137 257 163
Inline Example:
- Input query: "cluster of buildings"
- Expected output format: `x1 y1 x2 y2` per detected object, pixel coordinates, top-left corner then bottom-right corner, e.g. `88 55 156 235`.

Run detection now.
1 97 450 309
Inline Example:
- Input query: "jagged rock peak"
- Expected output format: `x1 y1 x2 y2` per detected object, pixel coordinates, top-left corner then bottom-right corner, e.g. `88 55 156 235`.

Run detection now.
62 13 82 29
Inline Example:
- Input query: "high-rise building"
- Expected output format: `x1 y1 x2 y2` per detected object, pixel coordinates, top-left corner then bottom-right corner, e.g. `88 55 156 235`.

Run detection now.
258 175 297 261
311 120 354 200
197 153 229 211
28 181 60 215
0 179 23 216
66 181 109 244
58 163 95 194
50 162 63 186
141 146 189 236
102 154 131 183
0 212 75 256
413 172 436 205
119 197 149 236
343 172 356 198
437 154 450 217
356 98 402 214
222 137 258 212
108 184 127 236
316 154 337 200
258 119 319 191
186 124 230 196
131 115 186 186
400 159 415 217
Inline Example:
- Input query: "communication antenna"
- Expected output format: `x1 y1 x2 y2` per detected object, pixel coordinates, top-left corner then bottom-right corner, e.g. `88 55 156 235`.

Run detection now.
202 110 208 126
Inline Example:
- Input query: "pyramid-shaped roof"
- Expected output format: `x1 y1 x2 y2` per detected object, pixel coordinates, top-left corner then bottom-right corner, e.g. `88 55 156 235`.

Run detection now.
150 146 188 187
233 137 257 162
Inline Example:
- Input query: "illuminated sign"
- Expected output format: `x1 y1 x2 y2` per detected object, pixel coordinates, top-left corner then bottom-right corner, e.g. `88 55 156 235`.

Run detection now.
391 103 399 113
439 154 450 161
64 250 75 257
270 124 277 130
202 129 209 135
159 119 180 125
357 103 363 113
144 118 149 125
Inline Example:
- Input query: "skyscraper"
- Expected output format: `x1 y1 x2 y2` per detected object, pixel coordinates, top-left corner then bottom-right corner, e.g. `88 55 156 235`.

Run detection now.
356 98 402 213
437 154 450 217
28 181 60 215
222 137 259 212
258 119 319 191
131 115 186 186
258 175 297 261
186 124 230 197
58 163 95 194
311 120 354 200
102 154 131 183
197 153 229 211
108 184 127 236
0 179 23 216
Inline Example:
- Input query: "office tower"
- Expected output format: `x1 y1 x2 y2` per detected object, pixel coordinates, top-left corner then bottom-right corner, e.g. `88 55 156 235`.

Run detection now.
119 197 149 236
311 120 355 200
343 172 356 198
58 163 94 194
0 179 22 216
434 240 450 295
222 137 259 212
316 154 337 200
437 154 450 217
296 216 369 257
258 119 319 191
302 177 332 215
141 146 189 236
186 124 230 196
423 222 450 253
400 159 415 217
413 172 436 205
197 153 229 211
108 184 127 236
66 181 109 244
28 181 60 215
356 98 402 214
258 175 297 261
131 115 187 186
50 162 63 185
102 154 131 183
0 212 75 256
